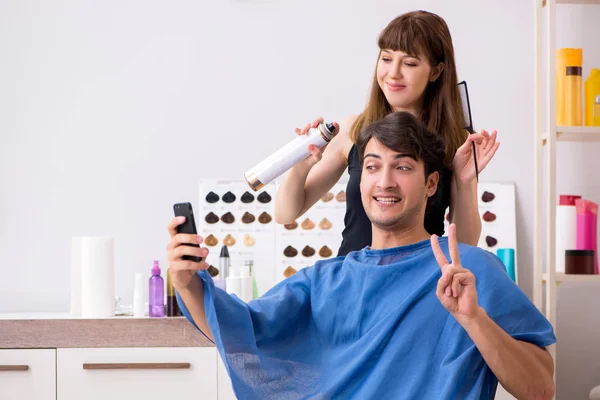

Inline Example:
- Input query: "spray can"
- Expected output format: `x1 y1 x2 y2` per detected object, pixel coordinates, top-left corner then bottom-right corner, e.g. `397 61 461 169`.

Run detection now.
244 122 336 191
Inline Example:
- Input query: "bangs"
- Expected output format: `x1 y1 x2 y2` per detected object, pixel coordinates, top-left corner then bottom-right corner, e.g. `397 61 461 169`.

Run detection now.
377 16 439 63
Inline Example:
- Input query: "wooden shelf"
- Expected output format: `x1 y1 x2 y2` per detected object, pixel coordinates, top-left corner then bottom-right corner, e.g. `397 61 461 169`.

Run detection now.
557 0 600 4
543 273 600 283
542 126 600 144
544 0 600 5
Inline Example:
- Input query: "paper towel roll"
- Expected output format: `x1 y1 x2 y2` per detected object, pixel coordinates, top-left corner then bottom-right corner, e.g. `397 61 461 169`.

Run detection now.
70 237 82 317
80 237 115 318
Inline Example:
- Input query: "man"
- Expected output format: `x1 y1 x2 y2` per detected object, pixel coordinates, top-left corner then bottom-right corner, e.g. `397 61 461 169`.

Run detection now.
167 112 555 400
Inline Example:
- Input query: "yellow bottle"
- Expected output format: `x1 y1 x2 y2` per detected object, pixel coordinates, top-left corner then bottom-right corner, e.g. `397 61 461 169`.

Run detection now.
593 95 600 127
556 49 582 125
565 66 582 126
584 69 600 126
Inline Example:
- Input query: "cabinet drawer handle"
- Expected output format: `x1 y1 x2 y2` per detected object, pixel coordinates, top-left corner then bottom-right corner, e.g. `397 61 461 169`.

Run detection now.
0 365 29 371
83 362 191 370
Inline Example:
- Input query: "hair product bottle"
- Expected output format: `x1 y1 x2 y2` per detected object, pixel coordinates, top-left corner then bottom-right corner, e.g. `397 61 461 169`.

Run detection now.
593 95 600 126
556 48 582 125
584 69 600 126
225 266 242 298
244 122 336 191
149 261 164 318
240 264 253 303
556 195 581 273
245 260 259 299
133 272 146 318
575 199 598 274
565 66 583 126
166 268 181 317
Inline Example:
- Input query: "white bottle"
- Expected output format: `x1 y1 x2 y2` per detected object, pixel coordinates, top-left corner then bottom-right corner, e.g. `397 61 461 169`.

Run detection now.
556 194 581 273
133 272 146 318
240 265 253 303
226 267 242 299
244 122 336 191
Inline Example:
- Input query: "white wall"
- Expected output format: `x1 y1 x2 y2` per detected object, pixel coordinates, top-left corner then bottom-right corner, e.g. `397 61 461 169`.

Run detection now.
0 0 598 398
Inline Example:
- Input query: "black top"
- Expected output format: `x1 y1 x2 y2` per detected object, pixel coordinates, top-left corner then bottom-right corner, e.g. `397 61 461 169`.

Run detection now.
337 145 452 257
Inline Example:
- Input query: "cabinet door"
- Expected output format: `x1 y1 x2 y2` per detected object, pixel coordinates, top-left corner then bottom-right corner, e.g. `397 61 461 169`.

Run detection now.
217 354 237 400
57 347 217 400
0 349 56 400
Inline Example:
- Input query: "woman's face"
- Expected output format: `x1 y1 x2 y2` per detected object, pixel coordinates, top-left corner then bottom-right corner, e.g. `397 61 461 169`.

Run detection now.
376 49 439 115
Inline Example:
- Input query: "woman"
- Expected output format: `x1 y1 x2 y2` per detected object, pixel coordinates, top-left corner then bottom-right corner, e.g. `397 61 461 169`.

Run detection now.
274 10 499 256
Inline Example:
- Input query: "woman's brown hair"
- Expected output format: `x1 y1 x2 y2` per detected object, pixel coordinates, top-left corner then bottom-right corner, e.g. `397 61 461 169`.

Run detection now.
350 10 466 167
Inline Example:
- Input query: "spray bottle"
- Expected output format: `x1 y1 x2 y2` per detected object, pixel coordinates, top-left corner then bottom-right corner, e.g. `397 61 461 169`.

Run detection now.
244 122 336 191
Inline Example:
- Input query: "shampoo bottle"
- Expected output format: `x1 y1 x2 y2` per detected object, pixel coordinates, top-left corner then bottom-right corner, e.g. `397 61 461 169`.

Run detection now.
556 195 581 273
575 199 598 274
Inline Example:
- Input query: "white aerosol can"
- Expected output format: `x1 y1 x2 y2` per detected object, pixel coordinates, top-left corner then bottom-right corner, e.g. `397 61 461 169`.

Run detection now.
244 121 336 191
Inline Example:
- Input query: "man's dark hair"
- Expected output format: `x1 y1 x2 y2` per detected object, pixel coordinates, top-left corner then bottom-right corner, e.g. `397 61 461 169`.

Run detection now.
356 111 446 179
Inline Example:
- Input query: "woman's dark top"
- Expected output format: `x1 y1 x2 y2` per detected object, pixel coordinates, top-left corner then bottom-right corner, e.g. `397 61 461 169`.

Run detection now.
337 144 452 256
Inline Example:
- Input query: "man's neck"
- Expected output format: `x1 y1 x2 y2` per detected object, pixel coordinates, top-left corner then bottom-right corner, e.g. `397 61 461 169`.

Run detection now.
370 223 431 250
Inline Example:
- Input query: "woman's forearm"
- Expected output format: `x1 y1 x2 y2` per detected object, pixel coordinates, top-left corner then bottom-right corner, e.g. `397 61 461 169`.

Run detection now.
274 161 313 224
450 177 482 246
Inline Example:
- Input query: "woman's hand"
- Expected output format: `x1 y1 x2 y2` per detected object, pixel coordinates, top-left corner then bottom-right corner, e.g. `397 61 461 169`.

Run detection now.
452 130 499 183
294 117 339 168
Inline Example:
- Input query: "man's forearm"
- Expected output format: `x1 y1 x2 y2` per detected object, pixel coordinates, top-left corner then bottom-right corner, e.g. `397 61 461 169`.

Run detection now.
177 274 214 342
460 308 554 400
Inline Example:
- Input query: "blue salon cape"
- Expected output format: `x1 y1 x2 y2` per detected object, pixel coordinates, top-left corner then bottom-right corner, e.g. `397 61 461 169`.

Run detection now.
177 238 555 400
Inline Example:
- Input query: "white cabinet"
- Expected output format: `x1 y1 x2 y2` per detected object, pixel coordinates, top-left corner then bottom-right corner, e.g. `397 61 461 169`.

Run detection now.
57 347 218 400
0 349 56 400
217 354 237 400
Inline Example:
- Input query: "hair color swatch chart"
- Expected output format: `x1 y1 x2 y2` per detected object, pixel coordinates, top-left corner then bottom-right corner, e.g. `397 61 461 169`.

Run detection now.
274 182 348 285
198 180 278 296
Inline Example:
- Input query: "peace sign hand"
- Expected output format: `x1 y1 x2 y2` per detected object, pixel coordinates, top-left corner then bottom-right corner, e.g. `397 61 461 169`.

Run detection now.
431 223 481 325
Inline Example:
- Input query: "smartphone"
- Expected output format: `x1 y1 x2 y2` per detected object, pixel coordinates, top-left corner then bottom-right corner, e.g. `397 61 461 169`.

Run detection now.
173 202 203 262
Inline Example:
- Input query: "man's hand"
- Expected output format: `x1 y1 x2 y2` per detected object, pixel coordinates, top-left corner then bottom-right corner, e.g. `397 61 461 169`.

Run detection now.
166 216 210 292
431 223 481 325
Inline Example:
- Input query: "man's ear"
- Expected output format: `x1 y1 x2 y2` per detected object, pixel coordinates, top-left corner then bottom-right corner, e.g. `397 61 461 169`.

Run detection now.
426 171 439 197
429 63 444 82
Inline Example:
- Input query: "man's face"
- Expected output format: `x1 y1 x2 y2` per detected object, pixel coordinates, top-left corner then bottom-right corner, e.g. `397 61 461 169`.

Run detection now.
360 138 438 232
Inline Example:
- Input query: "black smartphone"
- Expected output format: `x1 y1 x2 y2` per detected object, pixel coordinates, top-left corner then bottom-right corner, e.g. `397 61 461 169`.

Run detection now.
173 202 203 262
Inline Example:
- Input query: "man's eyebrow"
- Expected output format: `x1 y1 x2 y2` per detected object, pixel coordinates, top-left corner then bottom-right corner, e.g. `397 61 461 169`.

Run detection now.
363 153 416 160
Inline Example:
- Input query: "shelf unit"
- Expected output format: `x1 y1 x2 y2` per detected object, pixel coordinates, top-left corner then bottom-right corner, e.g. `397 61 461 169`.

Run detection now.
542 273 600 283
542 126 600 143
533 0 600 383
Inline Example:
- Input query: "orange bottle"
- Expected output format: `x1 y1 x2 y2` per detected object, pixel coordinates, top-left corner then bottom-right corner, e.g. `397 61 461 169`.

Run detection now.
565 66 583 126
556 48 582 125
